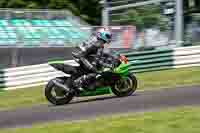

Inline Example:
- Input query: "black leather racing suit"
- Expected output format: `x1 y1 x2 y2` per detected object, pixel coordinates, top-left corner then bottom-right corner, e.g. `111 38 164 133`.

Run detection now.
73 36 113 90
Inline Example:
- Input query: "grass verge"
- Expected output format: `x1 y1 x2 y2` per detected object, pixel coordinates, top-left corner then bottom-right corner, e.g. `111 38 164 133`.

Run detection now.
1 106 200 133
136 66 200 90
0 67 200 110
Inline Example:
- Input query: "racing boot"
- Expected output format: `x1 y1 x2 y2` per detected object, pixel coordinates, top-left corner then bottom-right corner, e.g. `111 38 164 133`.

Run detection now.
83 73 97 91
73 75 86 92
73 74 97 91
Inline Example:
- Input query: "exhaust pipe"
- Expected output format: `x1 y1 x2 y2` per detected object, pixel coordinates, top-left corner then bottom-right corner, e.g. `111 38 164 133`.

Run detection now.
52 79 70 92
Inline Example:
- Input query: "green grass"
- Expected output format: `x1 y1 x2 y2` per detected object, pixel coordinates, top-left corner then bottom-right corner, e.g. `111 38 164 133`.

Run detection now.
136 66 200 90
0 67 200 110
1 106 200 133
0 86 46 110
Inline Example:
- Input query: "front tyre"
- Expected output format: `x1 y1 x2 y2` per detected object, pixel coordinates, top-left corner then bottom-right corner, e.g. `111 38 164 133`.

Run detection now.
111 73 137 97
45 77 74 105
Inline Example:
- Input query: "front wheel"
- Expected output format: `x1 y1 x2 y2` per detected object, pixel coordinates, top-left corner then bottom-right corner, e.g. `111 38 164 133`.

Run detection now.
45 77 74 105
111 73 137 97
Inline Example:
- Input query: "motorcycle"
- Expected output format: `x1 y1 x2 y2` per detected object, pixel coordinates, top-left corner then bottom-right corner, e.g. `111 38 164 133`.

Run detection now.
45 50 137 105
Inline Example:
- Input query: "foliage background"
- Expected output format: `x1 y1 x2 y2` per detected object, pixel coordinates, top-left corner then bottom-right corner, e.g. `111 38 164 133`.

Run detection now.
0 0 199 26
0 0 102 25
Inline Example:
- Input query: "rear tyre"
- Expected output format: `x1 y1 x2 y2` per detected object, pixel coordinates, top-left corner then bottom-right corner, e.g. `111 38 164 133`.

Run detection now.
45 77 74 105
111 73 137 97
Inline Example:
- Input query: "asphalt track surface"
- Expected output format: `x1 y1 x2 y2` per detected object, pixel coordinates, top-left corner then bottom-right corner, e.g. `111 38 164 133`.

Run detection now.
0 86 200 129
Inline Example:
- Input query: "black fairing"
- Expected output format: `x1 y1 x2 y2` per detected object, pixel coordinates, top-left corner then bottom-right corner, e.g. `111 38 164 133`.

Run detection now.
97 71 121 86
50 63 78 75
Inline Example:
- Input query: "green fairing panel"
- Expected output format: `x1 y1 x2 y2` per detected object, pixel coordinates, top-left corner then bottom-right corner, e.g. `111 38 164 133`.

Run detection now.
113 63 129 75
48 60 65 65
79 87 112 97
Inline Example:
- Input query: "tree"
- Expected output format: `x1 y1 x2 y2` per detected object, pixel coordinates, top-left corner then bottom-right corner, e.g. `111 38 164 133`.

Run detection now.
6 0 27 8
69 0 101 24
0 0 102 25
119 5 168 49
121 5 167 31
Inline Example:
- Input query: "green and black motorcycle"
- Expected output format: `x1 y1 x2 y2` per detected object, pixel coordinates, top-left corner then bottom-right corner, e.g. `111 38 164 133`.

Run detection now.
45 51 137 105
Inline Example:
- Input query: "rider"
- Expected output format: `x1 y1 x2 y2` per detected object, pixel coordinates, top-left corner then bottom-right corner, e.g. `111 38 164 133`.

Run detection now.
72 28 113 91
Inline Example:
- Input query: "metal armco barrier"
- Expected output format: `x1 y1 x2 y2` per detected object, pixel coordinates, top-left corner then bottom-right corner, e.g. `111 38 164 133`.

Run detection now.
1 45 200 90
125 46 200 73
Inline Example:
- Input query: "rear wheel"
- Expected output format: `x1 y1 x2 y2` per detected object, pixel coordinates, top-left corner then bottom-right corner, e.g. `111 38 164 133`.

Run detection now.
45 77 74 105
111 73 137 97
